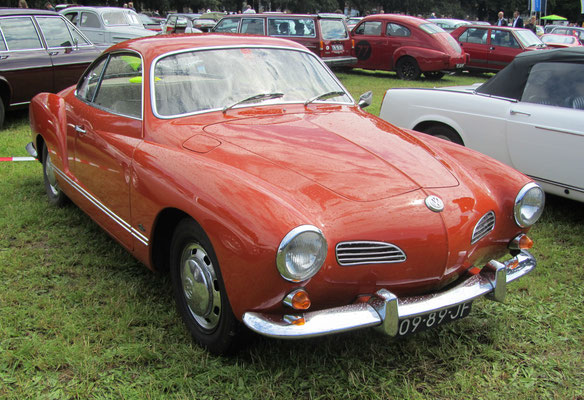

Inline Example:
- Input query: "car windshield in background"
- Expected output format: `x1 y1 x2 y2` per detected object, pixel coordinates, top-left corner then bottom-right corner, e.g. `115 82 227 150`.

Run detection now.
542 34 577 45
419 23 446 34
153 47 351 117
515 30 543 47
103 10 142 26
319 19 348 40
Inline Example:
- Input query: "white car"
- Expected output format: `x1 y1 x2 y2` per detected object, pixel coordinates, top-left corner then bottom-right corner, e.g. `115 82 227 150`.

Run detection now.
379 47 584 202
61 6 156 45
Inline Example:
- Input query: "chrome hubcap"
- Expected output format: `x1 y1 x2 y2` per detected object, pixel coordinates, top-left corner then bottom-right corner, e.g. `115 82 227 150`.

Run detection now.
180 243 221 330
45 152 60 196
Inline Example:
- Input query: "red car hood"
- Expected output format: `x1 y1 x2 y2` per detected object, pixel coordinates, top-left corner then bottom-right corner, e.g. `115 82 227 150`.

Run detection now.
202 110 459 202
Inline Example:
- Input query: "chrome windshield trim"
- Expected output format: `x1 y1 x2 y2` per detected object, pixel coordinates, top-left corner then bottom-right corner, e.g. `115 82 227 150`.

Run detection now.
149 44 354 120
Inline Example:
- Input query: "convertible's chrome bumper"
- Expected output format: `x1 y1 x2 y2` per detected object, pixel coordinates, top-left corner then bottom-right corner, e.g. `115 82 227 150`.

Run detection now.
242 251 536 338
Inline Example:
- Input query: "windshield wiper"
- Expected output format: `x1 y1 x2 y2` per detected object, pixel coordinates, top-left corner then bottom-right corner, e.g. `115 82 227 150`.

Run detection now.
304 91 346 106
222 92 284 113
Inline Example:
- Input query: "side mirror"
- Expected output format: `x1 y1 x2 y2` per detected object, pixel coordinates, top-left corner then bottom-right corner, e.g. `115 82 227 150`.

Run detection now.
358 91 372 108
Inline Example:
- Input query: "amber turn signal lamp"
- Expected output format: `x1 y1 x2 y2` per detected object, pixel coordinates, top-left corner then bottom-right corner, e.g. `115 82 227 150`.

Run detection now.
509 234 534 250
319 40 324 51
283 289 311 310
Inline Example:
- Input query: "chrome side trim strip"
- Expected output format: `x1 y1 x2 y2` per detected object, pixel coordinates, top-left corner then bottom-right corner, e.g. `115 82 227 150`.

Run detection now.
529 175 584 193
53 166 149 246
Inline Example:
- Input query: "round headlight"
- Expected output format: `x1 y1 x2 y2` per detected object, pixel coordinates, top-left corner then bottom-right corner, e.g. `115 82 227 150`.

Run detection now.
514 183 545 228
276 225 327 282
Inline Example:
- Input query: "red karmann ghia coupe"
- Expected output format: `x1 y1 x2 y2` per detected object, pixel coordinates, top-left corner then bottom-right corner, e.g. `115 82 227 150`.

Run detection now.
27 34 544 354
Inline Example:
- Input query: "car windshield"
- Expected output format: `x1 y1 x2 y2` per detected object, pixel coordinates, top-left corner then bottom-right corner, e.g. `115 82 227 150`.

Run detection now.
102 10 142 26
319 19 348 39
515 29 543 47
153 47 351 117
542 34 576 44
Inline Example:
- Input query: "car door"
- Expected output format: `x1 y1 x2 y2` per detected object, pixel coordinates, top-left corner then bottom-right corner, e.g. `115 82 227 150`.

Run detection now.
67 52 144 249
488 29 522 70
505 61 583 197
456 27 490 70
35 16 100 92
0 16 53 106
352 20 386 69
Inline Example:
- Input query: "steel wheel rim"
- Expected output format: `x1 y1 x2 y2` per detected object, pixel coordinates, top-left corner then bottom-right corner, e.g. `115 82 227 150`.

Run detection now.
45 152 60 196
180 243 221 330
403 62 416 79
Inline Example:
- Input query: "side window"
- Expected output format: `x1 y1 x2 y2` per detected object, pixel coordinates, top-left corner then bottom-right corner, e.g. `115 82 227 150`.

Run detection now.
0 31 7 52
77 57 107 102
354 21 382 36
36 17 75 48
67 21 91 46
241 18 264 35
268 18 314 37
81 54 143 118
491 30 519 48
521 62 584 109
63 12 77 24
386 23 410 37
459 28 487 44
214 18 239 33
80 12 101 28
176 17 188 28
0 17 43 50
167 16 177 28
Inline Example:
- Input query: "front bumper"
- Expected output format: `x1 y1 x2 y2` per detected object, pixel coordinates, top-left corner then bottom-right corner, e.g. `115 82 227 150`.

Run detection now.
242 251 535 338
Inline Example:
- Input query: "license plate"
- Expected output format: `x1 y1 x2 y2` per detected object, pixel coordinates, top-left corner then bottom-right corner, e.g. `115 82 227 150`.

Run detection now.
332 44 344 52
456 63 464 68
397 302 472 336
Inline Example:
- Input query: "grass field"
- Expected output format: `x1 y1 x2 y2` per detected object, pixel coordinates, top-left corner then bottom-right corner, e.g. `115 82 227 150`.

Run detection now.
1 71 583 399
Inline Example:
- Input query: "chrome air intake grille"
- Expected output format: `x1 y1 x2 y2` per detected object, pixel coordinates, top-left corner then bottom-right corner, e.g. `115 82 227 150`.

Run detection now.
471 211 496 244
336 241 407 266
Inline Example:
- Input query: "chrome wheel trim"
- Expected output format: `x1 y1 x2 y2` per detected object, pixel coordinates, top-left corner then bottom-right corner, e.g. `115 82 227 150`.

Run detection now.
435 134 453 142
180 243 221 330
45 152 60 196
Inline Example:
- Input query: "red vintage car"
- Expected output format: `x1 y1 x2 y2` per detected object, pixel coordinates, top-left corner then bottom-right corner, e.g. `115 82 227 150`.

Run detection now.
451 25 547 72
350 14 467 79
27 34 544 354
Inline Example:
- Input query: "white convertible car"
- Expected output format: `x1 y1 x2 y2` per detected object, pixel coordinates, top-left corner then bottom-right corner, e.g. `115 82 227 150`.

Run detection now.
380 47 584 203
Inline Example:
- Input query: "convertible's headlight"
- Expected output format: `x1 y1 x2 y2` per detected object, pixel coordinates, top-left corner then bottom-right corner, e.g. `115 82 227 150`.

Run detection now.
276 225 327 282
514 183 545 228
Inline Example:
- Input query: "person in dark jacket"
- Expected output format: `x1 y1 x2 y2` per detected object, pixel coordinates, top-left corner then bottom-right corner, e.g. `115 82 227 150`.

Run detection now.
497 11 508 26
512 10 524 28
525 15 537 34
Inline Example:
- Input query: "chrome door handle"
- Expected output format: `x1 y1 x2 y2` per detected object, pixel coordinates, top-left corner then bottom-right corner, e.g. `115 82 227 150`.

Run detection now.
49 51 59 56
510 109 531 116
0 55 8 60
74 125 86 135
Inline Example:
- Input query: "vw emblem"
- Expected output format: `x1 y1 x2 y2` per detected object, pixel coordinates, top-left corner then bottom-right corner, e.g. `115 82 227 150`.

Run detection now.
425 195 444 212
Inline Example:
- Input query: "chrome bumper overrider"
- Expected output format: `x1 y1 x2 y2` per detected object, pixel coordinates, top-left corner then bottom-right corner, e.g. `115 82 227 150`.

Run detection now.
242 251 536 338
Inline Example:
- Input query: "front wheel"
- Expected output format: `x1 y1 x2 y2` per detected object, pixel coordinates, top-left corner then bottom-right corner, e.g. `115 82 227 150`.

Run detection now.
42 145 68 207
396 57 421 80
170 218 240 354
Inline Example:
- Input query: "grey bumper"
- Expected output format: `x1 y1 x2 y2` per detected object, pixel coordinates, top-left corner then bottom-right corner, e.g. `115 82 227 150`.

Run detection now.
323 56 358 68
242 251 535 338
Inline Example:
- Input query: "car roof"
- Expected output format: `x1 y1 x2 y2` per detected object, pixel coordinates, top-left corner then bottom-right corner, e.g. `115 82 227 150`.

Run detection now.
476 47 584 100
0 8 59 16
361 14 430 26
60 6 135 13
218 13 343 19
106 33 311 59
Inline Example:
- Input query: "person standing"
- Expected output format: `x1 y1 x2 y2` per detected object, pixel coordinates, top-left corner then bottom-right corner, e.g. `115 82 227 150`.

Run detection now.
525 15 537 33
497 11 507 26
513 10 524 28
18 0 28 8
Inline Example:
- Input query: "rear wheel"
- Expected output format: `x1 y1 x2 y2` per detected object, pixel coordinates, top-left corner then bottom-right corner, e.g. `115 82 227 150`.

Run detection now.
424 71 445 80
396 57 421 80
170 218 240 354
424 125 464 145
42 145 68 206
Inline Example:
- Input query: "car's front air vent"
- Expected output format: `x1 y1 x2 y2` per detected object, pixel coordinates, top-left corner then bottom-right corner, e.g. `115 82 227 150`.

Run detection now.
471 211 496 244
336 241 407 266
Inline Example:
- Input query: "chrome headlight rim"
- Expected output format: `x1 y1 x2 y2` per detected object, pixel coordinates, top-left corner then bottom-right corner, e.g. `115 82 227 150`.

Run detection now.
514 182 545 228
276 225 327 283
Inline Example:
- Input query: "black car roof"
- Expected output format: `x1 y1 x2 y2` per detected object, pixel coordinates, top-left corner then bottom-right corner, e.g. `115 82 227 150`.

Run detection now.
476 47 584 100
0 8 58 16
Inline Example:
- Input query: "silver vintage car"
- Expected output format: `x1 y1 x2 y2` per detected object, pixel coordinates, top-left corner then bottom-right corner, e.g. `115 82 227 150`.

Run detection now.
61 6 155 46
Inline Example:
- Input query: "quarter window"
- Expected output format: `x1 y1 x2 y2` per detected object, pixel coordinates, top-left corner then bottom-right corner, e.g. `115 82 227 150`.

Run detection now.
386 23 410 37
0 17 43 50
354 21 382 36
